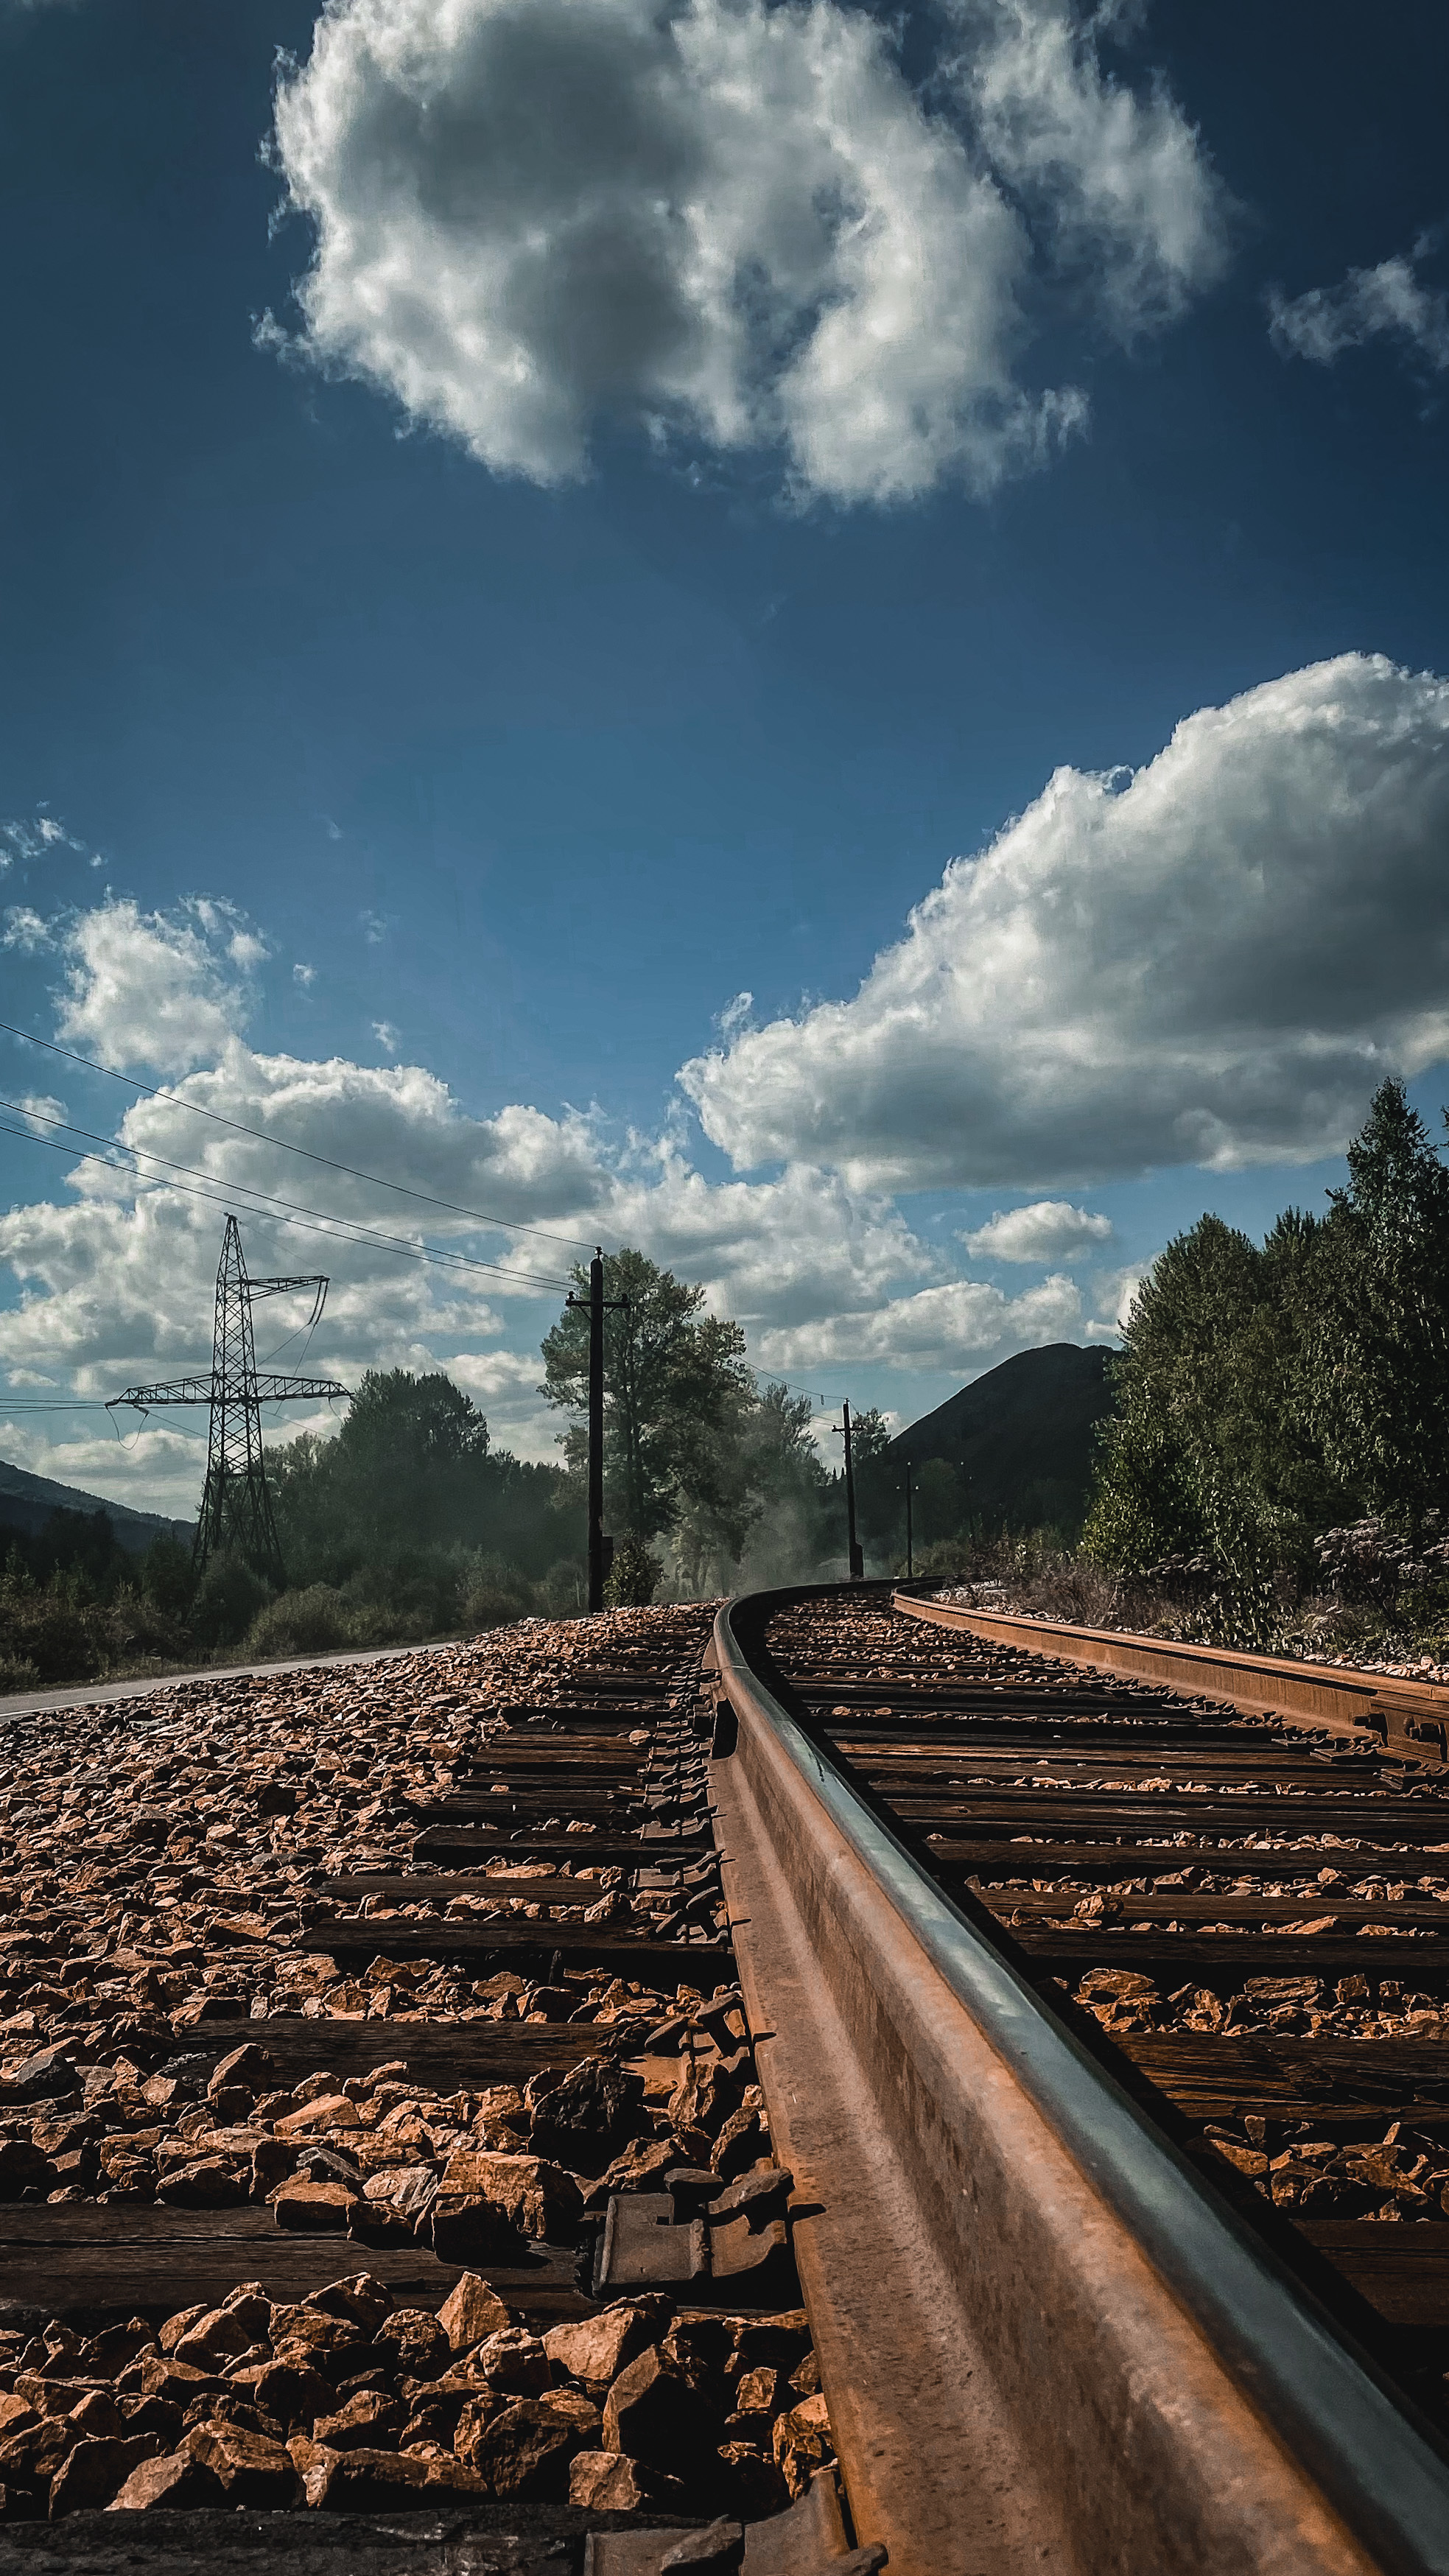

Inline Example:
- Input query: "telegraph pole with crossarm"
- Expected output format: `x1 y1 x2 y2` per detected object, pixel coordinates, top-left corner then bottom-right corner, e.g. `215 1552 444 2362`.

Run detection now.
566 1249 629 1612
837 1400 865 1582
108 1214 348 1587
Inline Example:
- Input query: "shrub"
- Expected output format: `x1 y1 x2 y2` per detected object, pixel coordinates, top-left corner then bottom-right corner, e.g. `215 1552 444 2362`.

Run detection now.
0 1593 103 1685
138 1536 194 1619
604 1536 662 1608
340 1557 460 1641
541 1557 586 1617
458 1553 536 1632
243 1584 357 1660
0 1658 39 1697
94 1587 191 1670
191 1553 273 1651
1314 1512 1449 1609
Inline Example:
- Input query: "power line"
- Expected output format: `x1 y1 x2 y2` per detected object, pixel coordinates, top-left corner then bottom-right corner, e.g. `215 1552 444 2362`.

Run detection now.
0 1106 573 1291
0 1399 213 1439
0 1399 113 1411
0 1018 603 1256
0 1101 576 1294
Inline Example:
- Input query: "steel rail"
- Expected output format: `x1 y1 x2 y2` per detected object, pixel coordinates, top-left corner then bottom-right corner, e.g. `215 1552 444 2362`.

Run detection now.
893 1589 1449 1761
710 1581 1449 2576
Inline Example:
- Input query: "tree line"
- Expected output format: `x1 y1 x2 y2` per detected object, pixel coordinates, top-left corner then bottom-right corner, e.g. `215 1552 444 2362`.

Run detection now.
26 1070 1436 1692
1084 1080 1449 1631
1 1247 903 1684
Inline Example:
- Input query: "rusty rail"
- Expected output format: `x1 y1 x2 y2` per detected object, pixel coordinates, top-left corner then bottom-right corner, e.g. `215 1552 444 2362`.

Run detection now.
710 1582 1449 2576
893 1590 1449 1762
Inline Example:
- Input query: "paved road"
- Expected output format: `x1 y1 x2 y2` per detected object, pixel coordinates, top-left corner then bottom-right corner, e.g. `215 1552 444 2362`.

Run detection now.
0 1638 456 1722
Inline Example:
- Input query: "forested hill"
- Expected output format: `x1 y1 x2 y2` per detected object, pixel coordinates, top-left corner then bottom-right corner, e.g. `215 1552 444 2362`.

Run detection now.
0 1458 191 1553
888 1344 1112 1536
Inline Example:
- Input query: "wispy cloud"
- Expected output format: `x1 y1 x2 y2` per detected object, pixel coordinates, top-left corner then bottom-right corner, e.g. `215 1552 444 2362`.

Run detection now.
1 812 85 867
1 908 52 952
1269 240 1449 375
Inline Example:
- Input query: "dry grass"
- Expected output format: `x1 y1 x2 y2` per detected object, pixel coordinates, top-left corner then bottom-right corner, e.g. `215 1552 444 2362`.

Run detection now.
915 1532 1449 1680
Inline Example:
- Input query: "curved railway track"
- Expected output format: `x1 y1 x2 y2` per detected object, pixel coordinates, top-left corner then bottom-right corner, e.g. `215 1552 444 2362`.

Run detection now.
711 1582 1449 2576
7 1584 1449 2572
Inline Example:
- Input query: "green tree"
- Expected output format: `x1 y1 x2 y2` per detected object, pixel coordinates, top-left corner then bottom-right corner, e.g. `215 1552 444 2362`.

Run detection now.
743 1384 829 1523
1084 1081 1449 1597
191 1551 272 1650
846 1408 896 1556
1083 1215 1311 1582
271 1369 577 1582
138 1534 195 1620
1308 1080 1449 1527
604 1536 664 1607
704 1382 832 1589
541 1249 757 1570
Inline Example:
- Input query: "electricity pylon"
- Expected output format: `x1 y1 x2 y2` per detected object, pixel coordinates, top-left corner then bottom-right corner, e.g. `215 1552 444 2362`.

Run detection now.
108 1214 348 1585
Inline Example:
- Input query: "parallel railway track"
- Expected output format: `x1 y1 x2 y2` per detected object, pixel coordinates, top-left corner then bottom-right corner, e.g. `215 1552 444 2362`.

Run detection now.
8 1582 1449 2570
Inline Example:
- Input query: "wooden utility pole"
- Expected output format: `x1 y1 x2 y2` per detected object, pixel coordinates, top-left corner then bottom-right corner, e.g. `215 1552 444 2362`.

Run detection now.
567 1250 627 1612
842 1400 864 1582
903 1457 914 1580
587 1249 605 1611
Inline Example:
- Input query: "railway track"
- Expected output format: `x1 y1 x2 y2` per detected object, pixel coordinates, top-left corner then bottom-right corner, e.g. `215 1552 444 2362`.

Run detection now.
709 1582 1449 2576
8 1581 1449 2572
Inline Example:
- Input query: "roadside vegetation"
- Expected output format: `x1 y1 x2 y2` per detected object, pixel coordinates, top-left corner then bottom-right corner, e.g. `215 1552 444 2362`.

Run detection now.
0 1272 857 1688
0 1370 584 1691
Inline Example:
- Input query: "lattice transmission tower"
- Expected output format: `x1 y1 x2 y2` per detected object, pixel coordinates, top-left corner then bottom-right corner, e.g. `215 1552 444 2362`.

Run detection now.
108 1213 349 1585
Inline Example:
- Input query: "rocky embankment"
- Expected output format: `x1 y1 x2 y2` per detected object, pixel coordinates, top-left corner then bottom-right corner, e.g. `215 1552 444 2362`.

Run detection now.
0 1610 832 2525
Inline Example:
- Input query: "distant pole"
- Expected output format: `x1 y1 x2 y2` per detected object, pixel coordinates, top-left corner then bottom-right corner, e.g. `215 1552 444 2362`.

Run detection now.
904 1458 914 1581
588 1249 604 1612
842 1400 864 1582
567 1249 625 1614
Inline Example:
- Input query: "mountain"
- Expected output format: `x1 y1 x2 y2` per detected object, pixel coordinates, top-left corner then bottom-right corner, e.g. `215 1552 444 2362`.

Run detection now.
887 1343 1114 1536
0 1457 192 1554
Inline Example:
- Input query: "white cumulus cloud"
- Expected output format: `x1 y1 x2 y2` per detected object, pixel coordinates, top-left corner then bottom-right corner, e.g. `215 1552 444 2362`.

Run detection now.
12 1095 69 1134
57 899 264 1074
962 1198 1112 1260
1269 243 1449 375
264 0 1224 505
681 653 1449 1190
757 1271 1083 1370
1 877 1143 1513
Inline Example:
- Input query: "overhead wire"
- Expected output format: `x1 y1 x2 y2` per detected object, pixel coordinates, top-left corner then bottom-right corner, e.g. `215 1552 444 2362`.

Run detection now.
0 1019 603 1254
0 1399 113 1411
0 1101 578 1294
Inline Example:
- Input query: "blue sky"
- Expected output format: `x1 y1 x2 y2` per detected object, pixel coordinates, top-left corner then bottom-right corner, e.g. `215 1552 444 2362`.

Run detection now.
1 0 1448 1520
